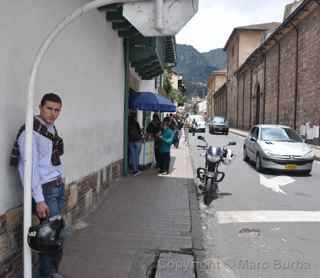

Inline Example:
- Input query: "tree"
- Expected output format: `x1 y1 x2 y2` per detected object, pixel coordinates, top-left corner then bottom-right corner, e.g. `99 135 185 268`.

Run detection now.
163 68 186 106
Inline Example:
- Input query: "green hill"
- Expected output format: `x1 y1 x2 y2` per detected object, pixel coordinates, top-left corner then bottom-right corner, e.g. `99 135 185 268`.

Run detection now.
175 44 227 99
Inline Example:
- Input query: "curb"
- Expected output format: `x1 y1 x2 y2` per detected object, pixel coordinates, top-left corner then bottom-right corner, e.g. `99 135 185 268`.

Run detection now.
229 129 247 138
184 141 204 250
183 135 208 278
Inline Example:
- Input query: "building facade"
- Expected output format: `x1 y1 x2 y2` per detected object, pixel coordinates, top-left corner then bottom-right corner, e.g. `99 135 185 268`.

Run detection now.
0 1 185 276
216 0 320 143
223 22 280 127
213 83 227 118
0 2 126 275
168 70 183 90
207 70 227 118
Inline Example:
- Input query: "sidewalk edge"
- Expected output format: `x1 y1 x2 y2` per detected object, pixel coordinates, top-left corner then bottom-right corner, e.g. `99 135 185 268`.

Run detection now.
184 144 204 251
184 140 209 278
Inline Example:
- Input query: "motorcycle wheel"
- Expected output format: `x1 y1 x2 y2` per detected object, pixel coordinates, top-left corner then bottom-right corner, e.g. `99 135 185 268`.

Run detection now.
203 179 218 206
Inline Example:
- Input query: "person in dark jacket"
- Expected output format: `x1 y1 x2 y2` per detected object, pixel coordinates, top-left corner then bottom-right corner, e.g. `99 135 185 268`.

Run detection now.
128 112 143 176
172 114 182 148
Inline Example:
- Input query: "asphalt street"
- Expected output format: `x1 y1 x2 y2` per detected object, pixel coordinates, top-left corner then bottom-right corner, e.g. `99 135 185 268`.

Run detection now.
188 129 320 278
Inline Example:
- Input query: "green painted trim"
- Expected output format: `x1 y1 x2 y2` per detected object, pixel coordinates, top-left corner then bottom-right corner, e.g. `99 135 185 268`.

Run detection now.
137 65 162 76
134 60 159 72
123 39 129 176
131 56 158 67
142 70 164 80
112 21 131 31
118 29 140 38
106 10 124 22
130 48 155 64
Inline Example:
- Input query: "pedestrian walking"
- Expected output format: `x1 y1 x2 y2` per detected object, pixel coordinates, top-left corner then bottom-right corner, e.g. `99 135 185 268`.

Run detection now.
184 114 190 144
173 114 183 148
10 93 65 278
191 118 198 136
158 117 174 175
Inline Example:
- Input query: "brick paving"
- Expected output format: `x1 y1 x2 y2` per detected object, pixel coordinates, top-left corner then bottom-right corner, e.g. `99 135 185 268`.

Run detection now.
60 139 196 278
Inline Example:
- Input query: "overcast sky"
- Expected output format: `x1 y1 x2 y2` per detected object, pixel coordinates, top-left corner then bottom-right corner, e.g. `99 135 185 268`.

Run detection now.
176 0 294 53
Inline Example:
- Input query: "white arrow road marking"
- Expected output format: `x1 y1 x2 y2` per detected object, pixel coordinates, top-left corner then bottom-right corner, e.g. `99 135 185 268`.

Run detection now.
216 211 320 224
259 174 295 195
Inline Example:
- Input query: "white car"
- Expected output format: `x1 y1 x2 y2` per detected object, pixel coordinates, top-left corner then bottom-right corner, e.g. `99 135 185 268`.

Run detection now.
243 124 314 174
195 119 206 133
187 115 206 133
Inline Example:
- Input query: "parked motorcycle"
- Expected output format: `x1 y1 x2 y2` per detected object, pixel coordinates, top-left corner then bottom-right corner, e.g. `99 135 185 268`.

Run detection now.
196 136 236 206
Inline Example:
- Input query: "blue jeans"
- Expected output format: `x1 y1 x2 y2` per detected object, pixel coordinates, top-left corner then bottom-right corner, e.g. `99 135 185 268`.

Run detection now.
129 142 141 173
39 183 65 278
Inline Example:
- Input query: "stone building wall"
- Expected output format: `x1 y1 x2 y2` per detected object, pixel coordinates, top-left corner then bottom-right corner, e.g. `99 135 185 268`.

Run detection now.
0 160 122 277
278 29 297 127
224 2 320 137
297 7 320 128
251 63 265 126
227 77 239 127
264 43 280 124
213 84 227 117
243 70 252 130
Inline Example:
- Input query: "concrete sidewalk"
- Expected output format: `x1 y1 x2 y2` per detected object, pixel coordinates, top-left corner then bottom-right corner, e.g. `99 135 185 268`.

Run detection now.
60 140 200 278
230 128 320 160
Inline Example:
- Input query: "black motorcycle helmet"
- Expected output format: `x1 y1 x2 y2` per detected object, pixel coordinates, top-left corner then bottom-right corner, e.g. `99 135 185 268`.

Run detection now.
27 215 65 253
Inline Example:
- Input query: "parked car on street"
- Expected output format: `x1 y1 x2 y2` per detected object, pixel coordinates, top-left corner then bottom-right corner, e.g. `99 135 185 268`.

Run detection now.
209 116 229 135
243 124 314 174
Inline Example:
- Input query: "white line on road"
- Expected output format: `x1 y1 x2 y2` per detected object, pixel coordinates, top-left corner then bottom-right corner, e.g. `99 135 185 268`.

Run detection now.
259 174 295 195
216 211 320 224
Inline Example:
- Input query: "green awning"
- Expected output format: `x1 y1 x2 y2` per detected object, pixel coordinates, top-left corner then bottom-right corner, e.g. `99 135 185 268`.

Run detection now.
101 4 176 79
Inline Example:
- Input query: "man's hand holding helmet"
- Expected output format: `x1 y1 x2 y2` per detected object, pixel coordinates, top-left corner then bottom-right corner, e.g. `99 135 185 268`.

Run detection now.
28 215 65 253
36 201 50 219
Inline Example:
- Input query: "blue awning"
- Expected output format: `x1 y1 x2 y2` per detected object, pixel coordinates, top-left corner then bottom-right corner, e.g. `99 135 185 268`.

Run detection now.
129 91 176 112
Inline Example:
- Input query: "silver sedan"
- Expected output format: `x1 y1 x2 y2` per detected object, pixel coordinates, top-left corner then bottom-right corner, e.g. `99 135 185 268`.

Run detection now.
243 125 314 174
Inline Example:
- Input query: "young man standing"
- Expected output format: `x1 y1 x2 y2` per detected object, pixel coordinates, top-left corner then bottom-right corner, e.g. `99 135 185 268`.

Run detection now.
11 93 65 278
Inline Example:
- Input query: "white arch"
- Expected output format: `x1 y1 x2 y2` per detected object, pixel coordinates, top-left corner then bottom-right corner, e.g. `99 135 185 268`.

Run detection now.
23 1 142 277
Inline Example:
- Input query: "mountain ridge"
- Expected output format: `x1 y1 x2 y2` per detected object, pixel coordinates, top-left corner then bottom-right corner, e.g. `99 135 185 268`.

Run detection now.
175 44 227 99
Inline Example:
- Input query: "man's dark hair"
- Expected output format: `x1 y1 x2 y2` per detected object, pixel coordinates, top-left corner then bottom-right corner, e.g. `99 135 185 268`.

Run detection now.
153 113 160 121
163 117 170 124
40 93 62 106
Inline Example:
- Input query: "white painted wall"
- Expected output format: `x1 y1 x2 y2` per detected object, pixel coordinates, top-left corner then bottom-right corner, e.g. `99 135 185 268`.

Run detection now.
137 79 156 127
197 100 207 114
0 0 124 214
138 79 156 93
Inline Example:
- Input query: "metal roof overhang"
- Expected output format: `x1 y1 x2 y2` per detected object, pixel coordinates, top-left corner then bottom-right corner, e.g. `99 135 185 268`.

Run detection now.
100 4 177 79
